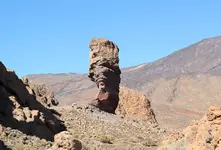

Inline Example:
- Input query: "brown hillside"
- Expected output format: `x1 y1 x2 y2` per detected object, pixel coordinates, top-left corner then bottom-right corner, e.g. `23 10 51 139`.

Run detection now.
146 75 221 129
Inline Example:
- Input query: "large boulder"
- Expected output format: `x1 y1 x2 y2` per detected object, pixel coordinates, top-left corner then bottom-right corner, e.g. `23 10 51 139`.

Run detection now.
88 38 121 114
48 131 82 150
117 86 157 123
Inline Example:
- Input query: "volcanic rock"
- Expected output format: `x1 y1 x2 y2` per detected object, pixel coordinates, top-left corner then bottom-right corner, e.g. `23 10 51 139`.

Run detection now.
0 61 66 141
117 86 157 123
48 131 82 150
88 38 121 114
159 106 221 150
22 77 59 107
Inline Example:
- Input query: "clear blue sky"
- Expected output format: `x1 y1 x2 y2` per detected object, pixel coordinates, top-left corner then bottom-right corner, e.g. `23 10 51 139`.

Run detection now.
1 1 221 77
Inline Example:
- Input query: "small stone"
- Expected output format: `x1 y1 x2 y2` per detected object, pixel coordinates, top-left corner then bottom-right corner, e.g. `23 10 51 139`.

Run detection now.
205 134 213 143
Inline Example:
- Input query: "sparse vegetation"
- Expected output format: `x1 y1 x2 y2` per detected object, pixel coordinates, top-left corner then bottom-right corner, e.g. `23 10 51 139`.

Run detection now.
142 138 159 147
56 105 167 150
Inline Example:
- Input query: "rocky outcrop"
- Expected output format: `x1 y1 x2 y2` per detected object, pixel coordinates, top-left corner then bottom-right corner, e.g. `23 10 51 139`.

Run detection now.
159 106 221 150
48 131 82 150
88 38 121 114
117 86 157 123
22 77 59 108
0 62 29 106
0 61 66 141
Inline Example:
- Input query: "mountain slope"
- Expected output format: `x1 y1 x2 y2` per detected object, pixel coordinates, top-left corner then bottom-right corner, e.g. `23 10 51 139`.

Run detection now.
122 36 221 90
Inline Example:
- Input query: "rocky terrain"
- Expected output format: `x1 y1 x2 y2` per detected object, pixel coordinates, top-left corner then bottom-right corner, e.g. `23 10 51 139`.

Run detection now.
158 106 221 150
2 36 221 150
57 104 166 150
0 60 162 150
27 35 221 129
0 61 67 149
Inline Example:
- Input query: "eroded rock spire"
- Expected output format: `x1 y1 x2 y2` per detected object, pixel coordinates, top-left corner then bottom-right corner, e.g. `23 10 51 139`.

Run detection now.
88 38 121 113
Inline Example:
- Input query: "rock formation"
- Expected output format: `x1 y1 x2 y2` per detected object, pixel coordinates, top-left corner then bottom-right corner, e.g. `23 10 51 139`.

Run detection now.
48 131 82 150
22 77 59 108
159 106 221 150
0 62 29 106
117 86 157 124
88 38 121 114
0 61 66 141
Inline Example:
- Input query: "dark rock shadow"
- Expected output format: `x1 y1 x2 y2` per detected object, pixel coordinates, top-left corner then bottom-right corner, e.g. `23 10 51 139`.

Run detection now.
0 140 12 150
49 108 62 117
73 139 83 150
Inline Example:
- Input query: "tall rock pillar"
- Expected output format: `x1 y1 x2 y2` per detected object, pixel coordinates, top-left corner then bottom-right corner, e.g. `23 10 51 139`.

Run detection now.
88 38 121 113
